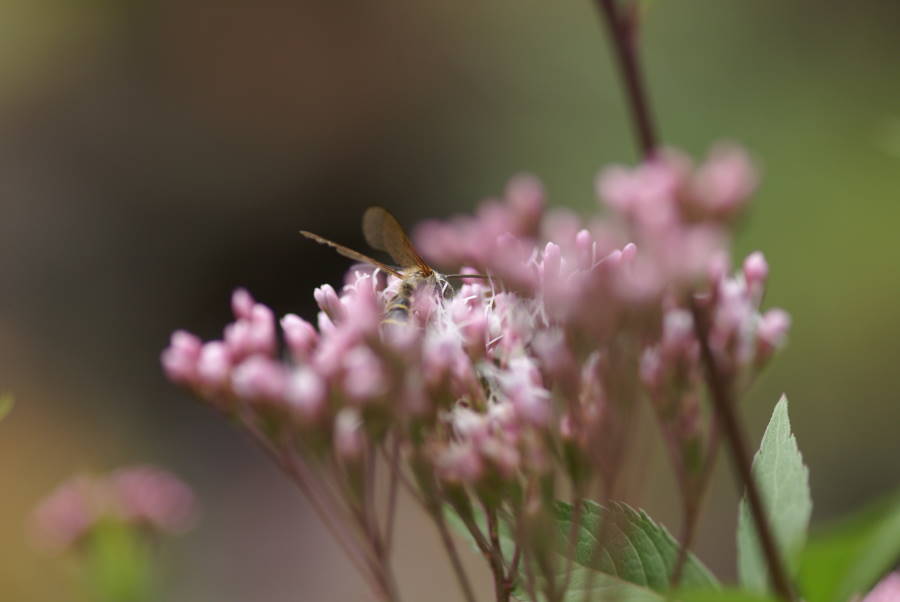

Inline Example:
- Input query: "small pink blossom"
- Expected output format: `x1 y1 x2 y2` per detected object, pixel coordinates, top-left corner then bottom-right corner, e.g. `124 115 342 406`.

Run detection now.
196 341 231 390
231 356 287 402
285 367 326 422
161 331 202 384
281 314 318 361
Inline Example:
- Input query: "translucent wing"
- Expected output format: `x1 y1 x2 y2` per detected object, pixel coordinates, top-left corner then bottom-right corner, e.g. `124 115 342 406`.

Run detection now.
362 207 432 276
300 230 403 278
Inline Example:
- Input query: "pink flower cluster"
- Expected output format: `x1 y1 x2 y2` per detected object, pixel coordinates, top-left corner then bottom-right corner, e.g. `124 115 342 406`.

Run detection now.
30 466 195 551
164 145 788 490
164 275 554 483
162 145 790 596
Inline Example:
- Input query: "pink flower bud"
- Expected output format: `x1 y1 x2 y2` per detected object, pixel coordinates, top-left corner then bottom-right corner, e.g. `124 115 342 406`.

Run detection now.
224 302 276 359
540 242 561 283
161 330 202 384
502 357 551 427
231 356 287 402
691 144 757 220
575 229 594 269
532 329 578 395
342 275 381 335
505 172 545 234
281 314 318 361
231 288 255 320
285 367 326 422
437 443 484 484
334 408 364 461
342 346 388 402
743 251 769 301
314 284 345 322
661 309 694 354
596 166 635 213
757 308 791 353
196 341 231 389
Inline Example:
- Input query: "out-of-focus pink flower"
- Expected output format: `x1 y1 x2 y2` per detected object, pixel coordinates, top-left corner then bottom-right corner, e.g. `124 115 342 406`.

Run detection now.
196 341 231 390
111 466 195 533
224 291 276 360
29 477 97 551
756 308 791 365
30 467 195 553
285 367 326 422
281 314 318 361
231 356 288 402
862 572 900 602
688 144 757 221
161 331 202 384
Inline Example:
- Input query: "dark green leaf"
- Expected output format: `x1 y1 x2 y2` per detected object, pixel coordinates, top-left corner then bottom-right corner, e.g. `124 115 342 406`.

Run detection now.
797 488 900 602
737 395 812 593
554 500 719 591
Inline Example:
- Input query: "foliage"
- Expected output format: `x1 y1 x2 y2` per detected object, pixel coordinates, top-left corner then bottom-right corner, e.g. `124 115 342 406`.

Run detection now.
737 396 812 592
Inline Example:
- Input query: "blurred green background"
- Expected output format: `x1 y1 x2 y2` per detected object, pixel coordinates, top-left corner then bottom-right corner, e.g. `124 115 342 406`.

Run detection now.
2 0 898 600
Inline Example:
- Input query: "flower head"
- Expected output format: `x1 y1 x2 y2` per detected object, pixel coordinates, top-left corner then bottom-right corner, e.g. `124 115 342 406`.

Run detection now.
30 466 195 552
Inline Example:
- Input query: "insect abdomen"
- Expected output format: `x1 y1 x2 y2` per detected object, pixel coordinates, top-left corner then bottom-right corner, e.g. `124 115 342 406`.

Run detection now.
382 280 415 326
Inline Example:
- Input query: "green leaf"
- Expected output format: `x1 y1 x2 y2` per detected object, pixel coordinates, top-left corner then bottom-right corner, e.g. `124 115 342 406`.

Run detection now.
554 500 719 592
737 395 812 593
445 503 667 601
85 521 154 602
674 589 781 602
0 394 13 422
797 487 900 602
547 566 666 602
446 499 718 600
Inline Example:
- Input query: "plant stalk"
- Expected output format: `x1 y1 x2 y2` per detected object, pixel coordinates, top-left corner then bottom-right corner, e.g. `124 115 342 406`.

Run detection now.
689 300 795 601
593 0 658 158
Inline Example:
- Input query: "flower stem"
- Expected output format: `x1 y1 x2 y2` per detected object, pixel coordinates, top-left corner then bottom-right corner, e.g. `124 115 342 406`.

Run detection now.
689 300 795 601
432 510 478 602
593 0 658 158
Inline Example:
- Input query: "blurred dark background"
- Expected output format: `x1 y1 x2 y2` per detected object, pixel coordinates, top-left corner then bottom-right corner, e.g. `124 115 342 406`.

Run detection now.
2 1 899 600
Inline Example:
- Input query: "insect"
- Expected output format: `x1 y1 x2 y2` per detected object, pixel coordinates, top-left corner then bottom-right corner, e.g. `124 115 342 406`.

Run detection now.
301 207 467 325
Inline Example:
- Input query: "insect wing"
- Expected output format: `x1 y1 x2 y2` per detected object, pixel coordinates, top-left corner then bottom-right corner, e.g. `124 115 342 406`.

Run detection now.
362 207 432 276
299 230 403 278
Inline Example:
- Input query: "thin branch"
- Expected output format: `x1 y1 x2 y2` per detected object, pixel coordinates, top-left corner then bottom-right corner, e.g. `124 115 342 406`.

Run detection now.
235 412 381 595
593 0 658 158
383 437 401 554
671 418 721 587
484 504 510 602
689 299 795 601
432 509 479 602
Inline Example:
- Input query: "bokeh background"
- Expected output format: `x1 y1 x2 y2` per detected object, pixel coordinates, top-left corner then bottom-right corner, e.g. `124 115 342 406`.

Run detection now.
2 0 899 600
